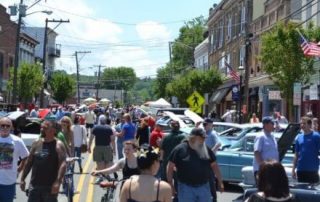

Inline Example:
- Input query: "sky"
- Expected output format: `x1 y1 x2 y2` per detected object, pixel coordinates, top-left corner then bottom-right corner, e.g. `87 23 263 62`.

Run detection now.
1 0 220 78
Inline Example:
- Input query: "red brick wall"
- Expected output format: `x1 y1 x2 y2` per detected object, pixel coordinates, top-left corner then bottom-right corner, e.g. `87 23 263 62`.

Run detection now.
0 5 17 82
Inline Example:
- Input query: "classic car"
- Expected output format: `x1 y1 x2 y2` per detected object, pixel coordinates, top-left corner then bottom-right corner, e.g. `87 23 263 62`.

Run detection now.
215 123 300 184
7 111 41 150
239 123 302 187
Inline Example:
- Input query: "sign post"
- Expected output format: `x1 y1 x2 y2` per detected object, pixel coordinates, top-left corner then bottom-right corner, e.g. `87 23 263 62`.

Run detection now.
187 91 205 114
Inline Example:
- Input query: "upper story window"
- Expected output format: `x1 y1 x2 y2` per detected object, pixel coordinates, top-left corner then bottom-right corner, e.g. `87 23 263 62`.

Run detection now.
227 16 232 41
306 0 312 19
291 0 302 20
239 45 245 67
240 3 246 33
219 20 224 48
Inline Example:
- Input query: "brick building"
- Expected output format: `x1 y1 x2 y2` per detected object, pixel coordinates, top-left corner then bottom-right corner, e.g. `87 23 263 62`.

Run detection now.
0 5 17 100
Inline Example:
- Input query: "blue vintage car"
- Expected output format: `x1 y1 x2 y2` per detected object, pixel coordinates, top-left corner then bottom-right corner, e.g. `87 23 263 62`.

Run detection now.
216 123 300 183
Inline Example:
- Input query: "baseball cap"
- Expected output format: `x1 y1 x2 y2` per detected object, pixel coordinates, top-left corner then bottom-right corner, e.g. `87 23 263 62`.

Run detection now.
203 118 213 124
190 128 206 137
262 117 274 125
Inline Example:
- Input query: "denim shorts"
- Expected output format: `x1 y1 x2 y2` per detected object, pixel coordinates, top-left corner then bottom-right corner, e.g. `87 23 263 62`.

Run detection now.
0 183 15 202
178 182 211 202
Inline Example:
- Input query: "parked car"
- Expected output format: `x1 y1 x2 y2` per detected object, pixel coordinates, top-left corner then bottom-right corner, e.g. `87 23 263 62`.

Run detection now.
215 123 300 184
7 111 41 150
219 123 288 143
234 183 320 202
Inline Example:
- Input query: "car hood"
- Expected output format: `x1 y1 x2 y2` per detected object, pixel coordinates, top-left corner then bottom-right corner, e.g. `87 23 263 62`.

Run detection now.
277 123 300 162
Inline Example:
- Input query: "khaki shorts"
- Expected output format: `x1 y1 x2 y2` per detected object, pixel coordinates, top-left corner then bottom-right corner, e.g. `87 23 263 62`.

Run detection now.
93 145 113 163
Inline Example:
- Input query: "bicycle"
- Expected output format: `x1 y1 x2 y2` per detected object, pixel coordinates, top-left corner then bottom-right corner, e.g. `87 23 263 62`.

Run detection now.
63 157 80 202
98 174 125 202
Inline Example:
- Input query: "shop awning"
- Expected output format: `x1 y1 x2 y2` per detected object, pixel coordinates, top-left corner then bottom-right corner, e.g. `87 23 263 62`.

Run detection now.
211 88 230 103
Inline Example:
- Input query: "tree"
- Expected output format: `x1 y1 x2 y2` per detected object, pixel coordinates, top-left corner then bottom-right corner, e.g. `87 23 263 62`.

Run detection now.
260 22 320 121
7 63 43 105
171 16 207 73
166 68 223 106
49 71 76 104
102 67 136 91
152 65 172 98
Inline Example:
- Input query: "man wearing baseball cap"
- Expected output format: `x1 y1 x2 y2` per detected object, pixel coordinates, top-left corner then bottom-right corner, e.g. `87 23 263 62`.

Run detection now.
253 116 279 183
167 128 224 202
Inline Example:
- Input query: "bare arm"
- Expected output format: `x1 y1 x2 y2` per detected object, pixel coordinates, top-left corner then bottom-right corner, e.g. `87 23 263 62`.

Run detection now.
120 180 130 202
211 162 224 192
17 157 28 173
166 161 176 195
160 182 172 202
20 141 39 191
292 152 298 179
51 141 67 194
88 132 94 153
212 142 222 153
92 162 120 175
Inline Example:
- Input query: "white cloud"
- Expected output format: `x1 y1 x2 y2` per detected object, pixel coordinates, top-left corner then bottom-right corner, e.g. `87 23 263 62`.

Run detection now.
136 21 171 41
1 0 170 77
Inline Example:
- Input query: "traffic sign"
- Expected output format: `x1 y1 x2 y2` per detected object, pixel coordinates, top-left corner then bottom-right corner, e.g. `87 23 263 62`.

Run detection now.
187 91 205 113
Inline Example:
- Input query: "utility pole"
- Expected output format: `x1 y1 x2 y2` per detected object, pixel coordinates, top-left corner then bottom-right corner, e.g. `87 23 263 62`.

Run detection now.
75 51 91 104
94 65 106 100
12 0 24 104
40 19 70 108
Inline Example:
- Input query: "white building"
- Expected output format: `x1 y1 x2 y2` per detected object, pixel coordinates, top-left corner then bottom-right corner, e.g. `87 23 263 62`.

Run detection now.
194 38 209 70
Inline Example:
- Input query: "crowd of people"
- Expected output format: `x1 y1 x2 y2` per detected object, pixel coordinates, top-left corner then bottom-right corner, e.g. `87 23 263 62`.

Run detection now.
0 103 319 202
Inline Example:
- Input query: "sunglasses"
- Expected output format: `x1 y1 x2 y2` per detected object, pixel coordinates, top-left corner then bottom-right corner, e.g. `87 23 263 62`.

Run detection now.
0 124 11 129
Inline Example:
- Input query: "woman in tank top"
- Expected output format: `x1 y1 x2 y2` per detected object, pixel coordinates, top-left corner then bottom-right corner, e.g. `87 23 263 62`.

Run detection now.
60 116 74 156
91 141 140 179
120 144 172 202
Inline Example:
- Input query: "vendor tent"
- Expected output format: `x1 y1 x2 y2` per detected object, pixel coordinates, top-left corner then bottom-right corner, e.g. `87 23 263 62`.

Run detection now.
148 98 172 108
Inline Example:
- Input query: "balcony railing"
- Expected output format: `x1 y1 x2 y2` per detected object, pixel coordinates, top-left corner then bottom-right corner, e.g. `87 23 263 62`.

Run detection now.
47 44 61 57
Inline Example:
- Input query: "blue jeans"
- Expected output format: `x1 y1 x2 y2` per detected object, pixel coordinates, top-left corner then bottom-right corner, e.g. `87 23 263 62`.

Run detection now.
74 147 82 169
117 140 124 159
178 182 211 202
0 183 15 202
27 186 57 202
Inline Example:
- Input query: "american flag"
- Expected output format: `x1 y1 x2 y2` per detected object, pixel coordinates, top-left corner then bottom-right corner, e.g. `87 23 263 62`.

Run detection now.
225 61 240 83
299 31 320 57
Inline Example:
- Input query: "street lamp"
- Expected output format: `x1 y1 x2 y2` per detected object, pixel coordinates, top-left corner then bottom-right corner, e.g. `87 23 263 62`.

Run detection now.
238 65 245 124
11 2 52 104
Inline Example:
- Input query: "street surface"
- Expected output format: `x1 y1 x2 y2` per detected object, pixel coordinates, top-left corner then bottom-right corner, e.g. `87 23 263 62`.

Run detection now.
14 151 242 202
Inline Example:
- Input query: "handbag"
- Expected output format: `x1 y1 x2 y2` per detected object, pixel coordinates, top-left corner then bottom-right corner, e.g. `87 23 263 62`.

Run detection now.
80 126 87 153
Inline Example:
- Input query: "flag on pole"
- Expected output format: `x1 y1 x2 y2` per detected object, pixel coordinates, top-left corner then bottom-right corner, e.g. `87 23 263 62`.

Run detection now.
298 30 320 57
225 60 240 83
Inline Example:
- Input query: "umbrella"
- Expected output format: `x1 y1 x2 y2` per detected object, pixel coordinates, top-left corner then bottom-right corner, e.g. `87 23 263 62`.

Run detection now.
99 98 111 107
83 97 97 105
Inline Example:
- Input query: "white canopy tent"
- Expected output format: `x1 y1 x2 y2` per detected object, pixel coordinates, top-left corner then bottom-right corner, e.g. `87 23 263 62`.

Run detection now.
148 98 172 108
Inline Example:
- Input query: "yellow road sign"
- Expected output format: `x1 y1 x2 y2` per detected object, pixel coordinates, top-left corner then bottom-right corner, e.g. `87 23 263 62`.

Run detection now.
187 91 205 110
190 105 202 113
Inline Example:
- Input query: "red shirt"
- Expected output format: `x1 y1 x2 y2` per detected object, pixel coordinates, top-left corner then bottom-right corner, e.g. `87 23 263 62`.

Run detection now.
150 129 164 148
148 117 155 131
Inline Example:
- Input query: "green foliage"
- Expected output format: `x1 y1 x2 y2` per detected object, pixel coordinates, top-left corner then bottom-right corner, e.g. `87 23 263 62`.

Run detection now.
133 78 155 102
102 67 137 91
49 72 76 104
260 22 320 120
171 16 207 73
166 68 223 106
152 65 172 98
7 63 43 103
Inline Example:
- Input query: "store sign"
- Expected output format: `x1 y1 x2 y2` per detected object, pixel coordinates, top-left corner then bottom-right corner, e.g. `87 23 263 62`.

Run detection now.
231 85 240 101
310 84 318 100
268 90 281 100
293 82 301 105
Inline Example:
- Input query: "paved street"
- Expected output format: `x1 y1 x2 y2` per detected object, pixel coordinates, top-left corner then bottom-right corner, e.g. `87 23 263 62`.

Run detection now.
14 151 243 202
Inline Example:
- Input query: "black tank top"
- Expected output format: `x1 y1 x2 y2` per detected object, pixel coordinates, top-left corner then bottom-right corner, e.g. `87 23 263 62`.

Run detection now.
122 159 140 179
30 140 59 187
127 178 161 202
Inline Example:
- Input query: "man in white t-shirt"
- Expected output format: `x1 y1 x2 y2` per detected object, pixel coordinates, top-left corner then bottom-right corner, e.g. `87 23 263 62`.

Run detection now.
0 117 29 201
85 107 96 137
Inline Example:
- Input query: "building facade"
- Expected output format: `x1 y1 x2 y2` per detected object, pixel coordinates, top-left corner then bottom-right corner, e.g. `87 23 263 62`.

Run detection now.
194 38 209 70
19 32 38 64
22 27 60 73
207 0 253 118
0 5 17 100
